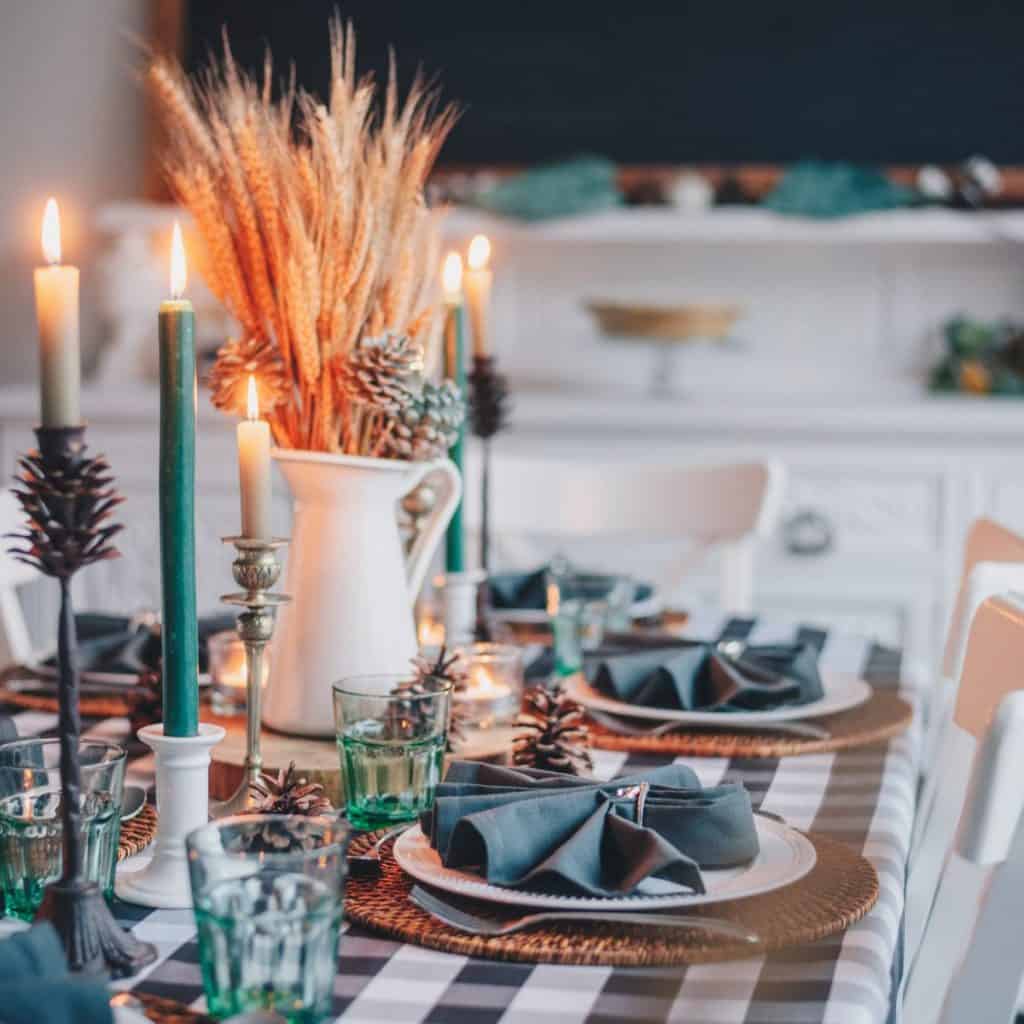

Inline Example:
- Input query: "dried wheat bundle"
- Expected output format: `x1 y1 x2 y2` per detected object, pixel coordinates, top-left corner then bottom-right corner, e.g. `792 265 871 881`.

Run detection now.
148 18 459 455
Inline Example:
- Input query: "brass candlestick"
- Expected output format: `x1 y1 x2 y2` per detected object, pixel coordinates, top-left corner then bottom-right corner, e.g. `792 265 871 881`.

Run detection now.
210 536 290 817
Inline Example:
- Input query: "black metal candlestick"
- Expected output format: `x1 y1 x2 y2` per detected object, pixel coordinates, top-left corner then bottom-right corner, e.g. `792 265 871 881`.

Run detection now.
7 426 156 977
468 355 510 639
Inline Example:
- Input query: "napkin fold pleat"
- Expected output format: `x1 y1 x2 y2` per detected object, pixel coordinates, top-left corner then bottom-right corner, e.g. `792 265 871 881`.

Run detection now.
0 924 113 1024
422 761 758 898
588 640 824 713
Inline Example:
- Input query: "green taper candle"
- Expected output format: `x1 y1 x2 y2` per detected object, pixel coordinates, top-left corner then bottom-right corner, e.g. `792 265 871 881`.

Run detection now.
442 253 466 572
158 223 199 737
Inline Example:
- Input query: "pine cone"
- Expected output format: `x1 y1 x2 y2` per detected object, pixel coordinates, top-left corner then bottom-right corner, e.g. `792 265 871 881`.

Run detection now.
383 380 465 461
335 334 423 415
513 686 593 775
247 761 334 817
407 645 472 747
129 667 163 737
8 439 123 579
207 335 290 415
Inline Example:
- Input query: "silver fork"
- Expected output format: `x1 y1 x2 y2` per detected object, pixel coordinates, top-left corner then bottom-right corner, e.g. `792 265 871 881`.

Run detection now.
585 707 830 741
409 885 760 943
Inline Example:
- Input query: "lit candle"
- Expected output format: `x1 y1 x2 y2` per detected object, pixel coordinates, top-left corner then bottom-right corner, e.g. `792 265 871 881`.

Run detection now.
33 198 80 427
237 375 272 538
159 222 199 738
461 665 512 703
463 235 493 359
442 252 467 572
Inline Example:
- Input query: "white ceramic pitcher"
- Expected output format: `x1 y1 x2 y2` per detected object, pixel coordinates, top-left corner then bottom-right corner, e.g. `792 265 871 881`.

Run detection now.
262 449 461 737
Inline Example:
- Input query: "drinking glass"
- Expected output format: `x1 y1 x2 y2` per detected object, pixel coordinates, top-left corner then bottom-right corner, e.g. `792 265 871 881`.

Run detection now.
550 599 609 676
0 738 126 920
333 675 451 830
546 568 636 631
186 815 348 1023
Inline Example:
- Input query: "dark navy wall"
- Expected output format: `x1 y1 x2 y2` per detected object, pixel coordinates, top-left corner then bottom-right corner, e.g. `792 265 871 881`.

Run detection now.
187 1 1024 164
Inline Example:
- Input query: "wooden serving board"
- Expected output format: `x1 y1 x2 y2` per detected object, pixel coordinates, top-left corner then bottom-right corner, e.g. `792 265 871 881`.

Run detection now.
209 717 524 807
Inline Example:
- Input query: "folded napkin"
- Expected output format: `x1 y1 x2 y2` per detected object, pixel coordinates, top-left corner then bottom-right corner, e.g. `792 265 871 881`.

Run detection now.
41 612 235 676
0 924 112 1024
420 760 758 897
586 639 824 713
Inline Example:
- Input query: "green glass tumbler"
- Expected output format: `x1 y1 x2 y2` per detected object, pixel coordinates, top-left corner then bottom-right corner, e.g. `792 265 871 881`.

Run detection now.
186 814 348 1023
0 738 126 920
333 675 451 830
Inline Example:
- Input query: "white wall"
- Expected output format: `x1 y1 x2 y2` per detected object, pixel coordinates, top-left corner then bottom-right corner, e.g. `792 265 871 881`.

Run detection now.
0 0 148 387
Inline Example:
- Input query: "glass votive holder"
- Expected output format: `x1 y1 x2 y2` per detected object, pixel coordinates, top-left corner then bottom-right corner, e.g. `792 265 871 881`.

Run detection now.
435 570 487 647
453 642 524 728
546 568 635 632
186 814 349 1023
0 738 126 921
333 675 451 830
551 599 609 677
208 629 270 717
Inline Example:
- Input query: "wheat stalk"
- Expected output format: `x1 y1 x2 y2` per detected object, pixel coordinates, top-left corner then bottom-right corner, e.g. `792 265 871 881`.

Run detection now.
148 17 458 455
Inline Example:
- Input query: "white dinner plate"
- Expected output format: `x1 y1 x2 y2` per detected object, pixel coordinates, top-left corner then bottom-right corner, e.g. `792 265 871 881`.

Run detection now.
393 815 816 912
489 585 662 626
564 670 872 725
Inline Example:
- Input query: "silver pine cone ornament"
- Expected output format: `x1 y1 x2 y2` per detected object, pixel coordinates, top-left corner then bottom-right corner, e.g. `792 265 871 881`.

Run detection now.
335 333 423 415
513 686 593 775
384 380 466 461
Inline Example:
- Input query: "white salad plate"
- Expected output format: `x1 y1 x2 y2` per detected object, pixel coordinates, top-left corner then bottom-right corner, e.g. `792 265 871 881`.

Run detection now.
564 670 872 725
393 815 816 912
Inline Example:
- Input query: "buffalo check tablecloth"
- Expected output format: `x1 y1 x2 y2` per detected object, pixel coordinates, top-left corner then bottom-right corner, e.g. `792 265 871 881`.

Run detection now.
2 611 920 1024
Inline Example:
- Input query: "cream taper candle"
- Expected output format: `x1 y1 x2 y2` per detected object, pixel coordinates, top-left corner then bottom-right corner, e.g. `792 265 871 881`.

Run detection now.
238 375 272 538
34 198 80 427
464 234 493 359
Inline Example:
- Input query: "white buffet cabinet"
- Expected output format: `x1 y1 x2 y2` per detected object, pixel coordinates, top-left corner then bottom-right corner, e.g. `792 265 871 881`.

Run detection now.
8 200 1024 670
2 384 1023 673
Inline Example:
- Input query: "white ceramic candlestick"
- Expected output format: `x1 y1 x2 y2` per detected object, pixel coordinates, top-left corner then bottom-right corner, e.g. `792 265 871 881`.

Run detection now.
441 570 486 647
115 722 224 909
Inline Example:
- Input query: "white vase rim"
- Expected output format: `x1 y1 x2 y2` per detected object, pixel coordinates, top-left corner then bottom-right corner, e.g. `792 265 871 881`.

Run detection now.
271 447 424 473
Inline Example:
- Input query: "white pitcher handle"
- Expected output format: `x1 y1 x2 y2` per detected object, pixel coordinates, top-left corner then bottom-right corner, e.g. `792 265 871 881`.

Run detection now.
402 457 462 603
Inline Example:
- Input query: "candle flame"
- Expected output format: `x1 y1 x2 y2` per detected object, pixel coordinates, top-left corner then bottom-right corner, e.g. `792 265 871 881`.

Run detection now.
442 251 463 297
41 198 61 265
246 374 260 421
467 234 491 271
170 221 187 299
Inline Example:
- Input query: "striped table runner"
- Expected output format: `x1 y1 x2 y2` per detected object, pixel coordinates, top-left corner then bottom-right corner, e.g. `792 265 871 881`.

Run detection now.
2 614 918 1024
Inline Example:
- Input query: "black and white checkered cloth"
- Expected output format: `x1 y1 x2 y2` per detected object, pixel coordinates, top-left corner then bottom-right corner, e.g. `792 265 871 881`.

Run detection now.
5 611 918 1023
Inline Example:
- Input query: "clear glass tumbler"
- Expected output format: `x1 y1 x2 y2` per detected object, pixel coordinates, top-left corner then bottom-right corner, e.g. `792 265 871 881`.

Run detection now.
186 814 349 1023
0 738 126 920
333 675 451 830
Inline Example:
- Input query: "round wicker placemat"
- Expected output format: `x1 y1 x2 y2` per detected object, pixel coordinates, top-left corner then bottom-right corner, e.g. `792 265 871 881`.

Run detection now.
587 690 912 758
135 993 212 1024
0 679 132 719
344 829 879 966
118 803 157 861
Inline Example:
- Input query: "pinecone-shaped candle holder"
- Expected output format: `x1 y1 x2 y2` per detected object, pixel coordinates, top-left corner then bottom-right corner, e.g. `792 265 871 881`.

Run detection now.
209 536 290 817
7 426 157 977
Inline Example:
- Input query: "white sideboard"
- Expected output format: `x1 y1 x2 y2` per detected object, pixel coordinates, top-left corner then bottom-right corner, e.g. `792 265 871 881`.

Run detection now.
2 385 1022 672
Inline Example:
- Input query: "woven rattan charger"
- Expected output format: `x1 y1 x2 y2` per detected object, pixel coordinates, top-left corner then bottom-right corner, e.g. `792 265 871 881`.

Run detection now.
345 829 879 967
587 688 913 758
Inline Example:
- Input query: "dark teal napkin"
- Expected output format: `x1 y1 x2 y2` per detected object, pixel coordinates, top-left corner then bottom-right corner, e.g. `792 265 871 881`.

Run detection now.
420 761 758 897
41 612 234 676
587 640 824 712
0 924 112 1024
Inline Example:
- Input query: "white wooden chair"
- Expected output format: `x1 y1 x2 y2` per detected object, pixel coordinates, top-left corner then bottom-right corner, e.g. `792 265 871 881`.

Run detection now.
900 683 1024 1023
463 449 784 614
0 491 35 668
904 593 1024 991
911 518 1024 854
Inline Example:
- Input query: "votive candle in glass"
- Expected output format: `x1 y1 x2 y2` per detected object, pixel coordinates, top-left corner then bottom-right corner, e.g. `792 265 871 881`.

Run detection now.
454 642 523 729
